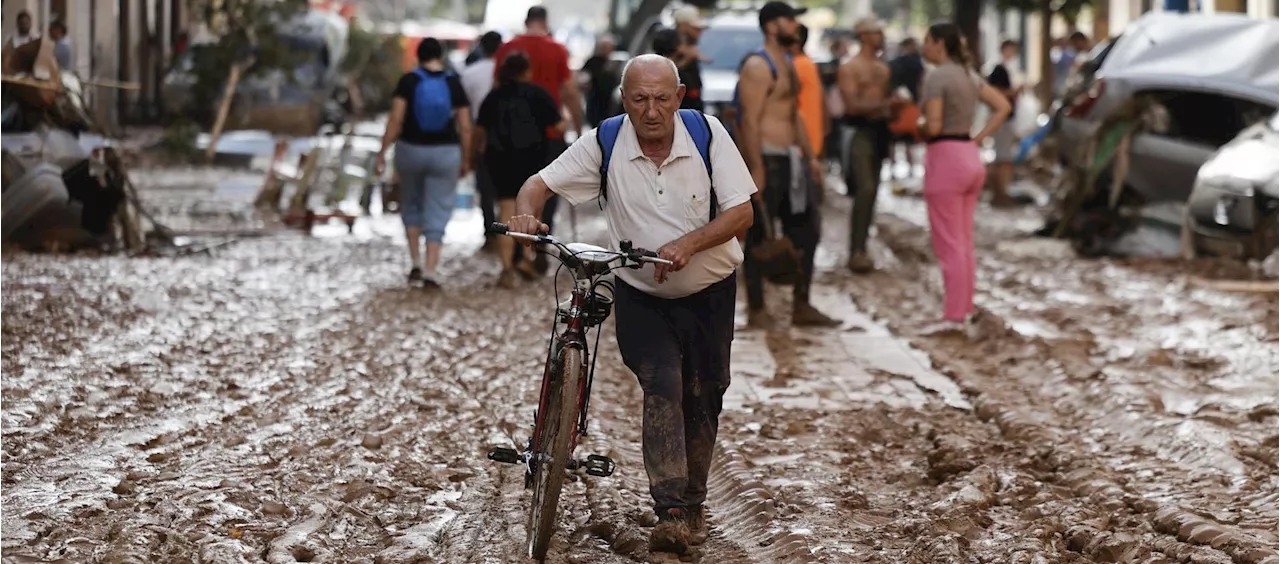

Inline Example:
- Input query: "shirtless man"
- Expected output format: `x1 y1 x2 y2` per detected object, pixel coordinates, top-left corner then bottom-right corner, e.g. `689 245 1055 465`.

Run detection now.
838 17 902 273
737 1 839 328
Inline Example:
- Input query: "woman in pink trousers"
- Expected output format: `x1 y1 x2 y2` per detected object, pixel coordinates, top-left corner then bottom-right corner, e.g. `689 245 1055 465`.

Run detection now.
917 22 1011 334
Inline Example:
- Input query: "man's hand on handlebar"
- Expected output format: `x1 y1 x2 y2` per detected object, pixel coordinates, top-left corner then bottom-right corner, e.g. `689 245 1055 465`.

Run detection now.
653 237 694 284
507 214 549 246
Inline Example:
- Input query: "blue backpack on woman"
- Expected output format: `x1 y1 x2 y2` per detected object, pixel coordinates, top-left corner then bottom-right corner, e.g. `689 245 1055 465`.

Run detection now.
412 68 454 132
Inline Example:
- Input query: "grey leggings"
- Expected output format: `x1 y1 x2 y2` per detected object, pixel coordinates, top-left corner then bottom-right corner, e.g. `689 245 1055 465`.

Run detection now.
395 141 461 243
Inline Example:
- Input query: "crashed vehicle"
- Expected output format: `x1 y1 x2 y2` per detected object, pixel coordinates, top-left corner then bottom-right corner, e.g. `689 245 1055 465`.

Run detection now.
2 37 152 251
1183 113 1278 260
1045 13 1278 256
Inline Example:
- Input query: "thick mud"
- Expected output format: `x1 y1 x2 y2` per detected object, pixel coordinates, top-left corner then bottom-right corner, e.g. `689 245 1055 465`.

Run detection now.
2 169 1276 563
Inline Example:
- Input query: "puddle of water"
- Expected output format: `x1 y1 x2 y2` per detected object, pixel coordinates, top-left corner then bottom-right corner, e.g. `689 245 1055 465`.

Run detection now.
1005 317 1064 340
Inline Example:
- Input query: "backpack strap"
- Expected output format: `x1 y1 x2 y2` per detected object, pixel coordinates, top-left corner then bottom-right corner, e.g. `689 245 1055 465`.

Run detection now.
676 109 718 221
596 112 719 222
595 114 626 209
730 49 782 134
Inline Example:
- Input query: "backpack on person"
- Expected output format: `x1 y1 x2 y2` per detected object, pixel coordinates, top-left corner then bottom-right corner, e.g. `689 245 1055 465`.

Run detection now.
412 68 455 132
595 108 718 220
491 87 546 153
725 49 783 139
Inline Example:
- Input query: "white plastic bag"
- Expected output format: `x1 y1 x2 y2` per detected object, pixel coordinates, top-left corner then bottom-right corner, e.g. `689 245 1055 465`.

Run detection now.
1014 92 1041 137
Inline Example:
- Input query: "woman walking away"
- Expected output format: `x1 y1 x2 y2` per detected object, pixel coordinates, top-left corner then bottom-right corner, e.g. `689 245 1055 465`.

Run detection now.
918 22 1010 334
476 53 566 288
376 37 473 288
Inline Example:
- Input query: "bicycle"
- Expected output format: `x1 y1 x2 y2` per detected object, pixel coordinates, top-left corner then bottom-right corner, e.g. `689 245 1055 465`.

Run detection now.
484 222 672 561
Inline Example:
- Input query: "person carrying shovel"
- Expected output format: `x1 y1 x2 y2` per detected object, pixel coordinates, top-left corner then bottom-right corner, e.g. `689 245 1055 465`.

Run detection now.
735 2 840 329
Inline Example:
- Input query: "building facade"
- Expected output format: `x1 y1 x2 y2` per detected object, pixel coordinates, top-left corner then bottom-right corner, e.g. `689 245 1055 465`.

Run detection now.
2 0 192 130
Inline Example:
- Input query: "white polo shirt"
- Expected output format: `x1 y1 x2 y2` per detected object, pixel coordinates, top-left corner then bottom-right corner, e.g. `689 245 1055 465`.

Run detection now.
540 114 756 299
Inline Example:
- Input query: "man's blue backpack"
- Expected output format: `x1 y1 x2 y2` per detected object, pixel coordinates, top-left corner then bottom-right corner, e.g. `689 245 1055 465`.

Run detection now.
595 108 719 220
412 68 455 132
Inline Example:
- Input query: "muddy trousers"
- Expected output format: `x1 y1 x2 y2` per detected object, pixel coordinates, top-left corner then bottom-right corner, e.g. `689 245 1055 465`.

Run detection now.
745 155 820 311
923 139 985 321
614 274 737 512
843 124 887 255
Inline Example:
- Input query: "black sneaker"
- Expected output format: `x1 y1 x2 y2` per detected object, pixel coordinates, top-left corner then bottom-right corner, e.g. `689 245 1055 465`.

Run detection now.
684 504 709 546
648 507 692 554
408 267 423 284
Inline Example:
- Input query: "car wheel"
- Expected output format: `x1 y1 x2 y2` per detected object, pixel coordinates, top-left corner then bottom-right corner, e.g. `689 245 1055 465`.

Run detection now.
1252 209 1278 260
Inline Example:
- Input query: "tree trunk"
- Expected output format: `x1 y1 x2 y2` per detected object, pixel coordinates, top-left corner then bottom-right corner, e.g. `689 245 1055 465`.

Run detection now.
1036 0 1055 108
1093 0 1110 42
205 61 246 163
955 0 983 67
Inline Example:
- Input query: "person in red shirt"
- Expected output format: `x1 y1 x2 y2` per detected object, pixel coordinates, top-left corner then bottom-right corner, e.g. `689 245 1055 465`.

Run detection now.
492 6 585 274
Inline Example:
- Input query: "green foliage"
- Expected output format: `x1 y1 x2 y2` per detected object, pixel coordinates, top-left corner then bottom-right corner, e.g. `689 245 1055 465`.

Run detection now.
994 0 1092 23
343 24 404 115
183 0 310 114
917 0 953 25
157 120 204 162
871 0 901 21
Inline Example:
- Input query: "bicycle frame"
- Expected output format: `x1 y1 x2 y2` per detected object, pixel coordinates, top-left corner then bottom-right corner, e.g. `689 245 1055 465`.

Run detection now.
528 275 595 479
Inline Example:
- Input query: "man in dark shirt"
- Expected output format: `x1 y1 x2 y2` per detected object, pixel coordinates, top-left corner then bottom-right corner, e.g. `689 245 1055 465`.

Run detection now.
672 6 708 112
987 39 1021 207
581 35 622 127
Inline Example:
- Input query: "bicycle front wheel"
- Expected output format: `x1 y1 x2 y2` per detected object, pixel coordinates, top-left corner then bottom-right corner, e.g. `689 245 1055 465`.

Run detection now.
526 346 582 560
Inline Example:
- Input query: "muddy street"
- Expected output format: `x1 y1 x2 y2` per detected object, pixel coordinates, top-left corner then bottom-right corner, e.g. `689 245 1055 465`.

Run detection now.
2 175 1277 564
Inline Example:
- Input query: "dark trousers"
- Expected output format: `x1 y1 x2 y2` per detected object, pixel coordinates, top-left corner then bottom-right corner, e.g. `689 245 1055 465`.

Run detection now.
615 274 737 512
844 123 888 255
476 154 497 231
744 155 820 310
514 138 567 267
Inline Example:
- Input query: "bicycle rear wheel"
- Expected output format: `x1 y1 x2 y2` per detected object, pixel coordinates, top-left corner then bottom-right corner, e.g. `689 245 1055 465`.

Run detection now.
526 346 582 560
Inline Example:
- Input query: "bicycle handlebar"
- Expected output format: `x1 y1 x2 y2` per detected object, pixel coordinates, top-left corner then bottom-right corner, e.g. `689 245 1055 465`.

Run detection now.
487 223 674 267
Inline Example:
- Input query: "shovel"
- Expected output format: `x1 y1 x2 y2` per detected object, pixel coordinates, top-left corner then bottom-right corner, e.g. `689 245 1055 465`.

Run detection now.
750 201 801 284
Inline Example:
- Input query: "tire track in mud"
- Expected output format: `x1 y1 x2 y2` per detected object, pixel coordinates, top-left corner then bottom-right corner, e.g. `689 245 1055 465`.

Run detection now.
838 199 1279 563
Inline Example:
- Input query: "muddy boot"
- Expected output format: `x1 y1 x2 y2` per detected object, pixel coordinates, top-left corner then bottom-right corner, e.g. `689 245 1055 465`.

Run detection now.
496 269 519 289
792 302 840 328
649 508 692 555
847 252 875 274
747 308 774 330
408 267 423 285
684 505 709 546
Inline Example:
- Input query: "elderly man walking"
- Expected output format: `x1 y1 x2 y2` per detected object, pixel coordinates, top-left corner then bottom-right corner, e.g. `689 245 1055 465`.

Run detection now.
508 54 755 555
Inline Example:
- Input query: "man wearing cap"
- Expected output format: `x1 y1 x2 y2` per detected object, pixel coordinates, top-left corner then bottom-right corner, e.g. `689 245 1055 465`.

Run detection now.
837 17 902 274
737 1 839 329
493 6 586 273
672 6 708 112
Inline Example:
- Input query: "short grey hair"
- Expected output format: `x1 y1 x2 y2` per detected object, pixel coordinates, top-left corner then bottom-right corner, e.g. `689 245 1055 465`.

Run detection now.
620 54 682 89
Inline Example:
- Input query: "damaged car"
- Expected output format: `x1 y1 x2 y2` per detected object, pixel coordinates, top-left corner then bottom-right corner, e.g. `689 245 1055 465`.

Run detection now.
1183 113 1278 260
1044 13 1278 256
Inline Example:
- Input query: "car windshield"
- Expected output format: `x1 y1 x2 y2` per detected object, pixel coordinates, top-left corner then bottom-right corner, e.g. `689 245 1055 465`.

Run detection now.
699 26 764 71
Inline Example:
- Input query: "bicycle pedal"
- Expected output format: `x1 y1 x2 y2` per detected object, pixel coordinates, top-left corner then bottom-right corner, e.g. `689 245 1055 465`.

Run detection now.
488 446 521 464
582 454 615 477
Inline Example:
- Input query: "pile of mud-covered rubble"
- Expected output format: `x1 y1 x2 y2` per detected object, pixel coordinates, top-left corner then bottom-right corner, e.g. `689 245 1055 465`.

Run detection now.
1 35 168 253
